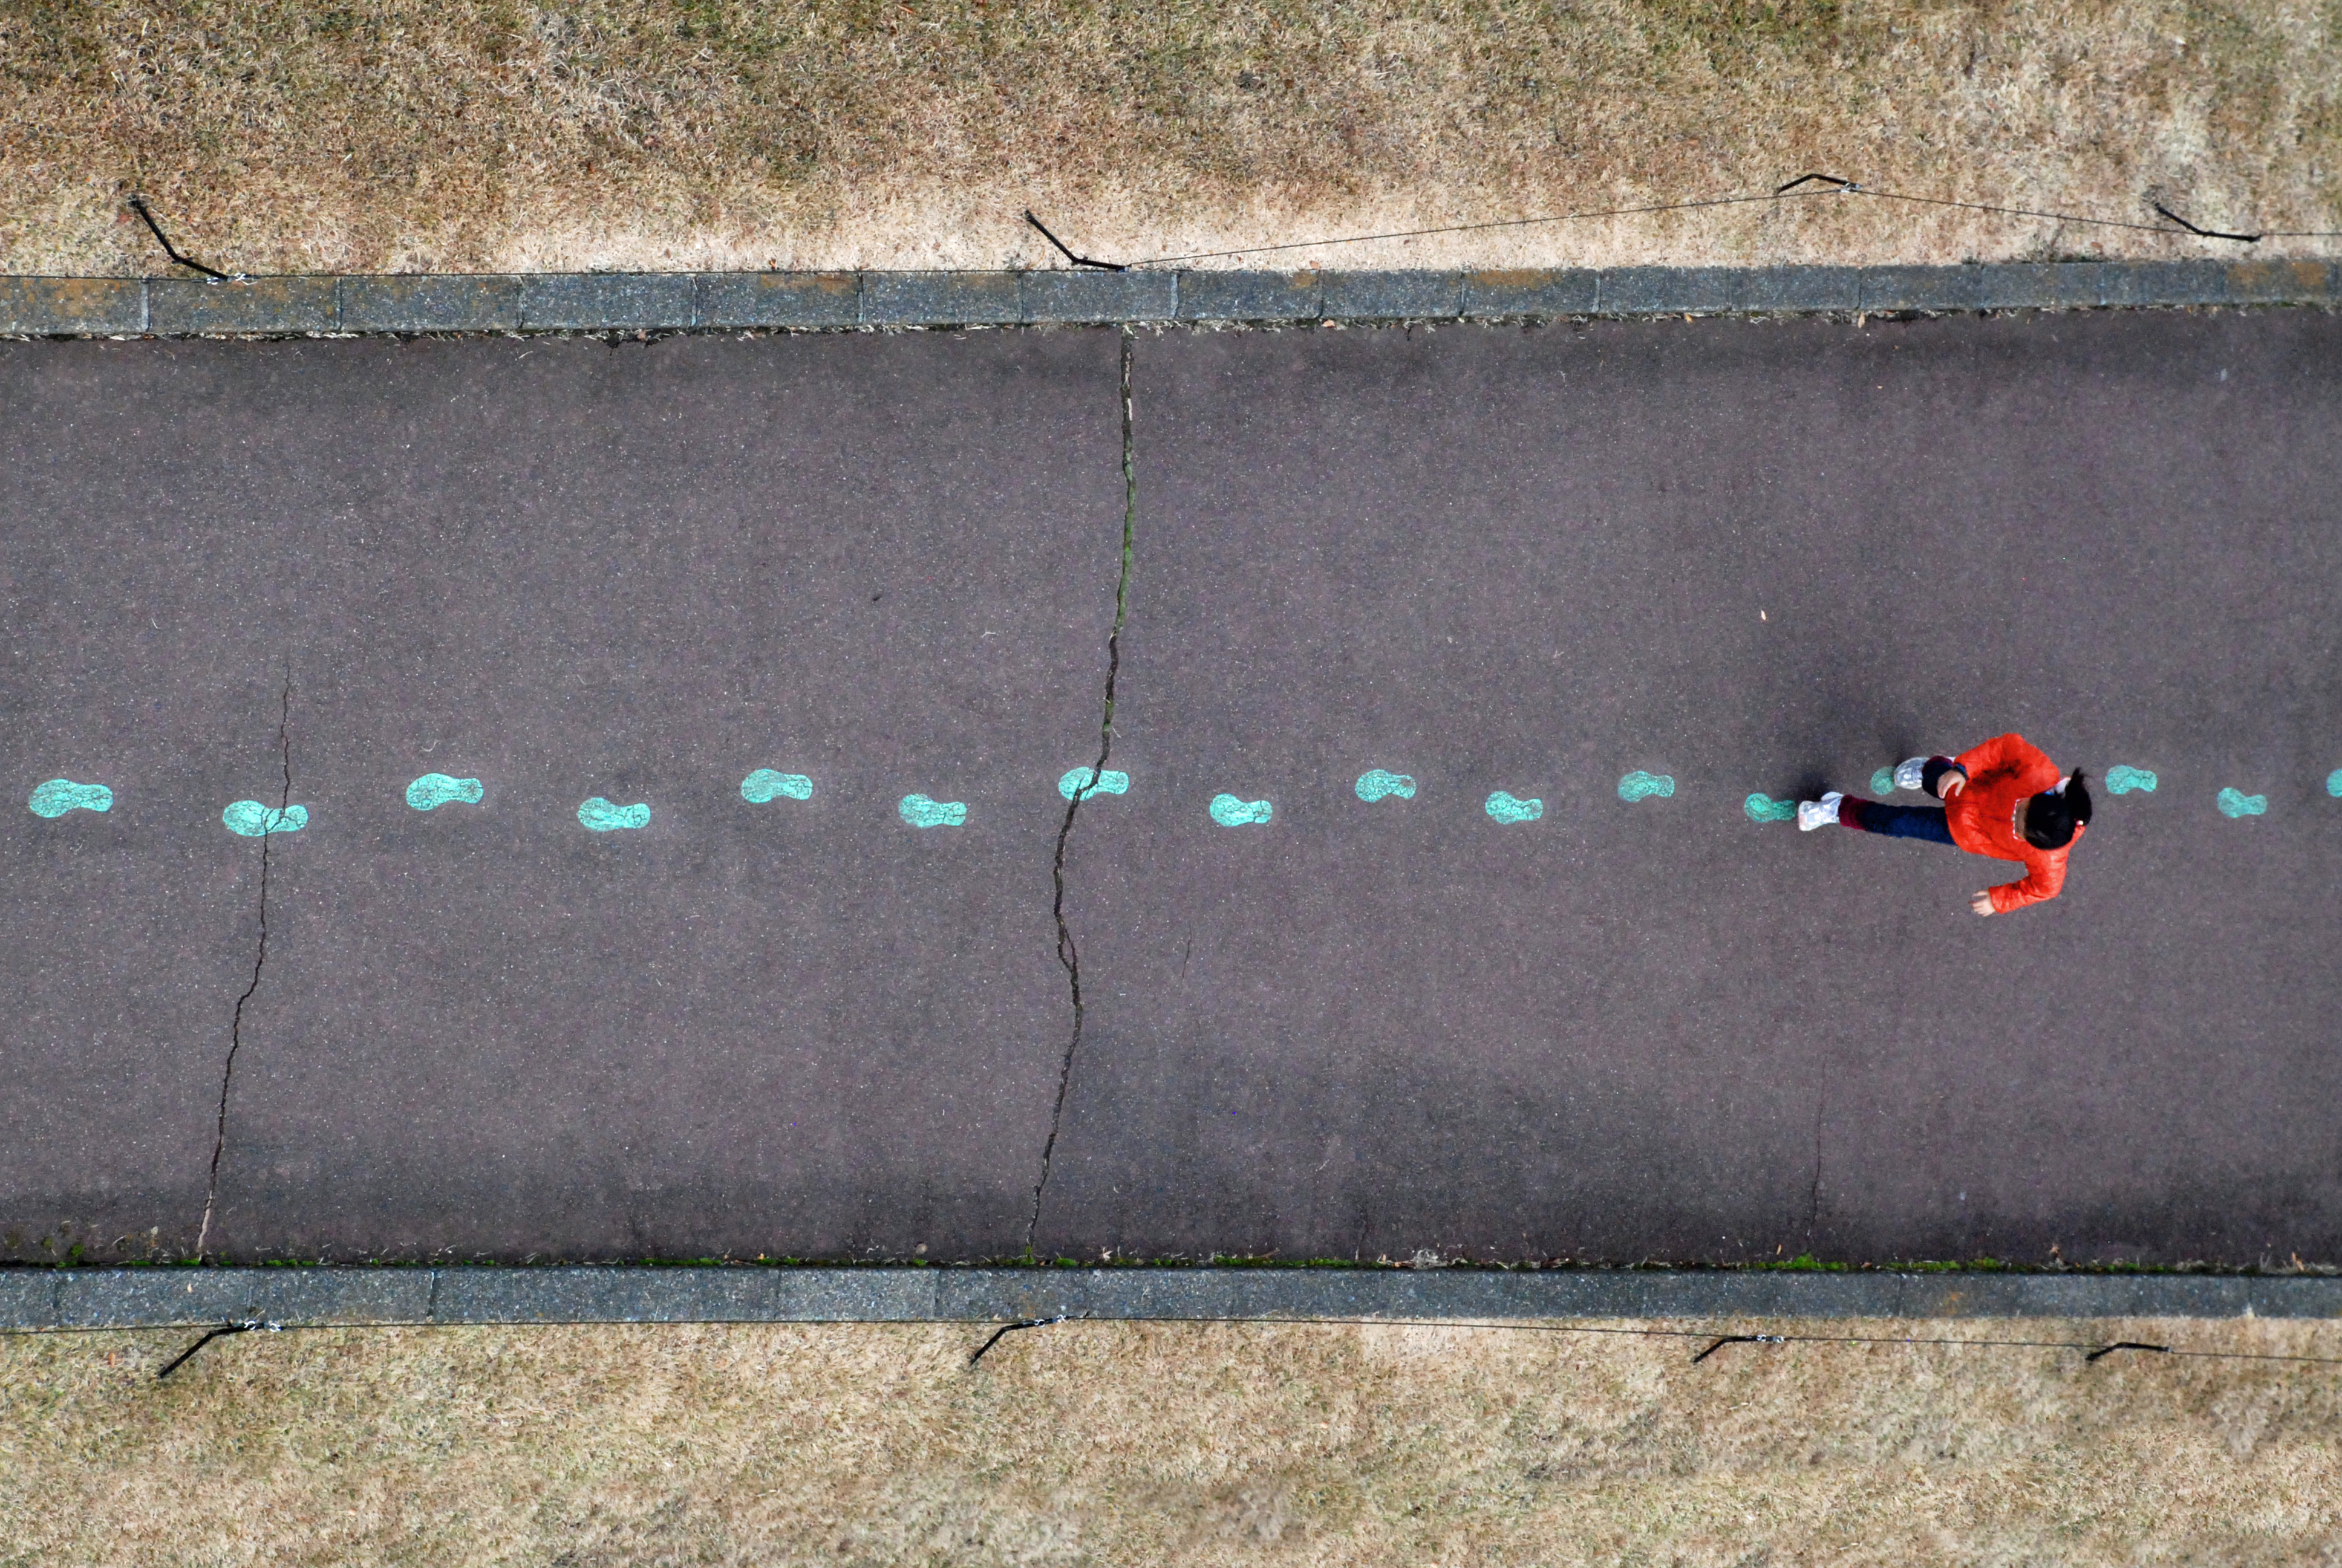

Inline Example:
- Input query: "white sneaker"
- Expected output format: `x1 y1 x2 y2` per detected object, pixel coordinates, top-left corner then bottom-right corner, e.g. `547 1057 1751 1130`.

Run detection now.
1892 758 1930 793
1798 792 1844 831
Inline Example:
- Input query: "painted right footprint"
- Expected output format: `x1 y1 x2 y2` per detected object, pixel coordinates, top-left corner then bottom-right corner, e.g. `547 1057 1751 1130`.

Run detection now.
2216 788 2268 819
1354 769 1416 802
1210 793 1273 827
223 800 308 836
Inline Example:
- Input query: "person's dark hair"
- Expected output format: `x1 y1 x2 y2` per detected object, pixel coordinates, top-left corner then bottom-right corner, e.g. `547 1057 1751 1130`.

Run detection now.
2023 770 2092 850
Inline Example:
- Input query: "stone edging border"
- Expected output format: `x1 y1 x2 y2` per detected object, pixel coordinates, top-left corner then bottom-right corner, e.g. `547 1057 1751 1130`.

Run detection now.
1 261 2335 337
5 1267 2338 1329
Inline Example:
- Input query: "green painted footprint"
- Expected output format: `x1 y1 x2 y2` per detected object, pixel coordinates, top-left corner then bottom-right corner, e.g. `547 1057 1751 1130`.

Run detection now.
900 794 968 828
1617 771 1675 802
223 801 308 837
578 797 651 831
1210 793 1273 827
2106 766 2158 795
1058 767 1130 801
1355 769 1416 802
1870 767 1897 796
742 769 814 803
406 773 484 811
2327 769 2341 798
1485 791 1542 824
28 779 111 817
2216 788 2267 819
1744 793 1798 822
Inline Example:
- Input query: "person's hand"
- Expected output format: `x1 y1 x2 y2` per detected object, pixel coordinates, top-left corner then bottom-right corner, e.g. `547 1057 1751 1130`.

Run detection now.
1969 891 1995 917
1937 769 1967 799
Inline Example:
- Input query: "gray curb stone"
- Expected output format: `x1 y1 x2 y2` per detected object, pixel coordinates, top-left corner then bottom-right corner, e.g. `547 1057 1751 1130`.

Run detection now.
1598 266 1743 315
2224 258 2339 303
2099 259 2235 308
1018 268 1178 323
1461 269 1602 316
5 1267 2338 1330
519 272 697 331
341 275 521 333
148 276 337 334
1740 265 1865 313
1322 270 1464 319
0 276 144 333
1864 262 2106 311
1176 270 1325 322
863 272 1025 326
697 271 861 329
1 263 2333 338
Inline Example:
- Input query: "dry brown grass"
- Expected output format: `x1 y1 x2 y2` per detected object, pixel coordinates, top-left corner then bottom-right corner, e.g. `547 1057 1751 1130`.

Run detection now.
4 1315 2341 1564
1 1 2338 275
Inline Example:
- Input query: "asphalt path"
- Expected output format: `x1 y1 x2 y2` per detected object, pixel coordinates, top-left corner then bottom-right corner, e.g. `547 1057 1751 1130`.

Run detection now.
3 310 2337 1265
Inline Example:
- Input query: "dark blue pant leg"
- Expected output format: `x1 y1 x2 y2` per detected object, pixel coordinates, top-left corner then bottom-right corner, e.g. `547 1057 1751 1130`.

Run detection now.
1842 799 1957 845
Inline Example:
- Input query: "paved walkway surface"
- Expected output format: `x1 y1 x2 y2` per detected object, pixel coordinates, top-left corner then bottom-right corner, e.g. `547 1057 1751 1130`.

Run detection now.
3 312 2337 1266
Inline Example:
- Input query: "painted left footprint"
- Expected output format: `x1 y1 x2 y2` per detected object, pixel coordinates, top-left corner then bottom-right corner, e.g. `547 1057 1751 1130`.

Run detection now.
900 794 968 828
742 769 815 803
1617 771 1675 802
406 773 484 811
223 800 308 837
1058 767 1130 801
1744 794 1797 822
29 779 111 817
578 797 651 831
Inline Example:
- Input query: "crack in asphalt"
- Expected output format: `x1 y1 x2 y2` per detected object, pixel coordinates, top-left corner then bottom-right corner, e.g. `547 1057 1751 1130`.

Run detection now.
1026 328 1137 1255
195 669 292 1260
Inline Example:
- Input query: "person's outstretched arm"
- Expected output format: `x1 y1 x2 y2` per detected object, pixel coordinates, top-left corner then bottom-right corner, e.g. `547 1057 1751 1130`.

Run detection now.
1970 854 2067 916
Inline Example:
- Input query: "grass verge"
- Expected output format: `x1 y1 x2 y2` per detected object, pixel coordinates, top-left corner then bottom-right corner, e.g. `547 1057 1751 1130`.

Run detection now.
2 1 2337 275
4 1315 2339 1564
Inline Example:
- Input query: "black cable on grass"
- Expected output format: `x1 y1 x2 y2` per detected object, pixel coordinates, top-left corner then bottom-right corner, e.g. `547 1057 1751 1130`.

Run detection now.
1024 211 1126 271
1839 183 2249 239
155 1319 279 1381
1114 186 1831 268
968 1315 1068 1367
1823 177 2332 241
1028 173 2340 272
956 1315 2342 1368
126 195 232 281
1692 1332 1787 1362
2150 203 2263 242
0 1310 2327 1373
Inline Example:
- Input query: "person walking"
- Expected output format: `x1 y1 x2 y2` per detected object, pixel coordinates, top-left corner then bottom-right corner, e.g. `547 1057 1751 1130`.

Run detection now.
1798 735 2091 916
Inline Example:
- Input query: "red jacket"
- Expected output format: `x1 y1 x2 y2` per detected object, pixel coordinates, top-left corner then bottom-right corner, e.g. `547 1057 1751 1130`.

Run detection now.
1946 734 2083 913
